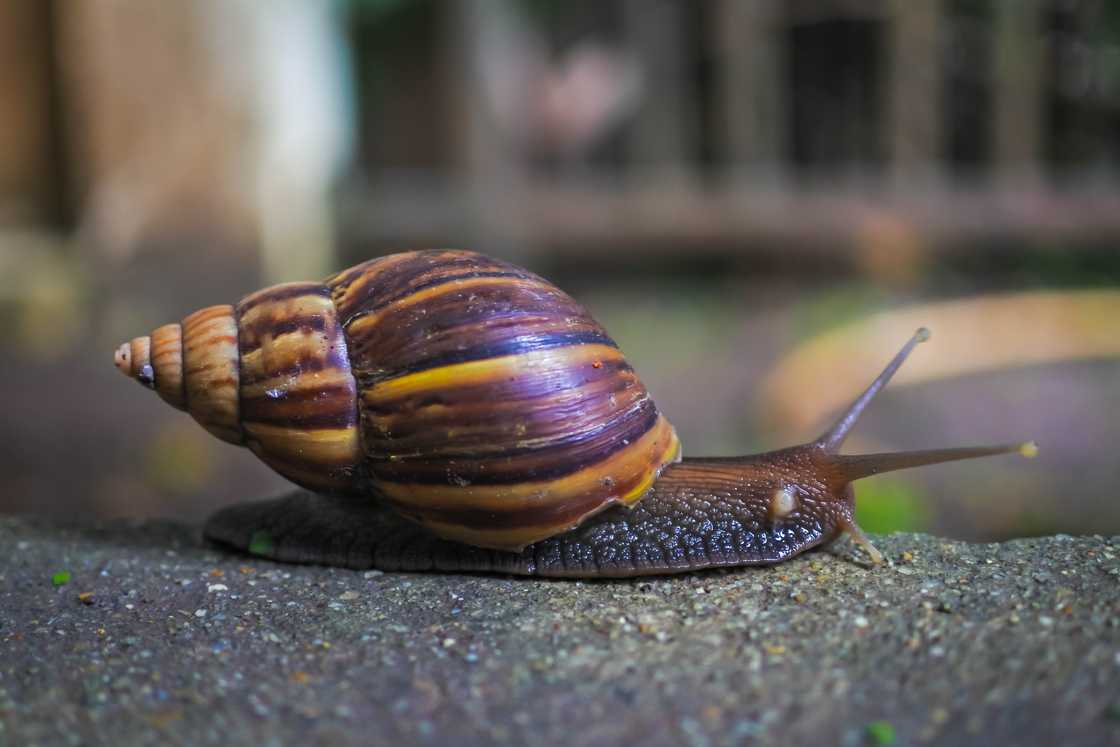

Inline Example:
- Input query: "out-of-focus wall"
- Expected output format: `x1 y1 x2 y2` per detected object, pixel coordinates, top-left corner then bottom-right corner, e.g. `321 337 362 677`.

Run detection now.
1 0 1119 540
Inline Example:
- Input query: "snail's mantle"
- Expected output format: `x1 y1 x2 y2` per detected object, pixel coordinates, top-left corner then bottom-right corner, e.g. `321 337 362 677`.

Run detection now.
2 515 1118 746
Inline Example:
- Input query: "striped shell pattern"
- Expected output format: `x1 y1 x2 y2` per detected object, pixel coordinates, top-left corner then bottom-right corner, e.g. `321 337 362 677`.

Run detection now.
115 250 681 550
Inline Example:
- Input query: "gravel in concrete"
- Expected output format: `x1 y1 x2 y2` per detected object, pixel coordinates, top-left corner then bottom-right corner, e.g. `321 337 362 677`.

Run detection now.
1 515 1118 746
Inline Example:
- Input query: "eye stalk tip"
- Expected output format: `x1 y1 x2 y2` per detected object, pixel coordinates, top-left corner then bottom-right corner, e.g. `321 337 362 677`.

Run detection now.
914 326 931 343
1018 441 1039 459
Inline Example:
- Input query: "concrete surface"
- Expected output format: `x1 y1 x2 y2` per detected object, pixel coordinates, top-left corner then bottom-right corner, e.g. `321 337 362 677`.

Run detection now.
1 515 1118 746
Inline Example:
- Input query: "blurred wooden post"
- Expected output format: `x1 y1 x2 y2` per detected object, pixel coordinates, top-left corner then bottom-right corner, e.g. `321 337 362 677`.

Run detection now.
446 0 532 257
0 1 59 226
447 0 505 186
623 0 696 178
712 0 785 181
992 0 1042 184
220 0 349 284
887 0 942 185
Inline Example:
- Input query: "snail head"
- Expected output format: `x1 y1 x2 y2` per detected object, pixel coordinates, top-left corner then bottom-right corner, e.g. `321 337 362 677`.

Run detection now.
761 328 1036 562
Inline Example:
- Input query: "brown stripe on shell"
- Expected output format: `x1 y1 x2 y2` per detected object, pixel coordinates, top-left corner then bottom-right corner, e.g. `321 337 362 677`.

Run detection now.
344 274 615 384
348 270 527 324
362 354 635 446
329 250 536 326
149 323 185 410
326 250 416 313
381 415 681 550
361 355 633 418
375 410 678 511
238 281 329 315
181 305 242 444
239 346 338 387
245 428 361 493
241 381 358 428
364 355 657 485
236 283 361 493
370 403 660 486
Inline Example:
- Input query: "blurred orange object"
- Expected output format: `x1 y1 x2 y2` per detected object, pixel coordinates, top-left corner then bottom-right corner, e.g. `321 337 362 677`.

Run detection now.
760 289 1120 433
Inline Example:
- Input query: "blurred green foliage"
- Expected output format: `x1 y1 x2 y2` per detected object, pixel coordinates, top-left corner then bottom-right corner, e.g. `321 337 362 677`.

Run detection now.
791 283 893 340
864 719 898 746
143 422 218 496
249 531 275 557
854 479 932 534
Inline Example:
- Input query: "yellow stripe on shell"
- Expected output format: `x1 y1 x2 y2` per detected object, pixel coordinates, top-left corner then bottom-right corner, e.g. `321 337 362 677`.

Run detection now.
345 275 537 337
375 414 680 513
328 252 419 315
387 418 681 551
238 328 342 386
239 363 355 400
240 422 361 469
237 287 336 350
363 367 649 459
365 343 626 404
245 440 358 492
238 281 319 309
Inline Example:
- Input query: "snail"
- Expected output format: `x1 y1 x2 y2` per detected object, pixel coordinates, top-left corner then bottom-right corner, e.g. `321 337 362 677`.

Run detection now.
115 249 1035 577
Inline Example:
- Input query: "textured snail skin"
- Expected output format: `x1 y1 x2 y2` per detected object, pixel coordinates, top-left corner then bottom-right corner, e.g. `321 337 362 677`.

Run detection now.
204 448 853 577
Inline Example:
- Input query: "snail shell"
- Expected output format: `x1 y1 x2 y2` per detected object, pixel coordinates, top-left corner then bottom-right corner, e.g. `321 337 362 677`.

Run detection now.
116 250 681 550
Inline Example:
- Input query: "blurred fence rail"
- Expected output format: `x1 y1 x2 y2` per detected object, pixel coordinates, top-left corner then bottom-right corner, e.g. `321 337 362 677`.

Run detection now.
1 0 1119 268
339 176 1120 258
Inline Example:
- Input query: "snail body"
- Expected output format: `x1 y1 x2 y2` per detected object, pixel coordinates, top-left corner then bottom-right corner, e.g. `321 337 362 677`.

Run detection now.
117 250 1033 576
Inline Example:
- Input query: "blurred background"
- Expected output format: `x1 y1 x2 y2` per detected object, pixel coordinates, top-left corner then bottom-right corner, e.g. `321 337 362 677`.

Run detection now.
1 0 1118 541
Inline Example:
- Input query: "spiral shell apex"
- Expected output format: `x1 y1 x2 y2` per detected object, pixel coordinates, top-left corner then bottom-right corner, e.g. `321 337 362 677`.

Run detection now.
116 250 682 551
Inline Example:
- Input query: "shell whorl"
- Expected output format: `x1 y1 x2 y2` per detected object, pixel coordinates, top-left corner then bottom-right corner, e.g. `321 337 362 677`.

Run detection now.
326 250 680 550
115 289 364 493
116 250 681 551
115 307 242 444
236 282 362 493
